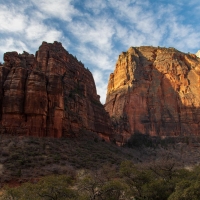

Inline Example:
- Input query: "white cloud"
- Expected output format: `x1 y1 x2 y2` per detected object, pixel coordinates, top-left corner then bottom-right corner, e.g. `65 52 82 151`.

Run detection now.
110 1 200 53
108 1 164 47
44 30 63 43
77 45 115 71
108 0 151 25
0 0 64 58
115 27 161 48
115 25 128 40
84 0 107 14
154 7 200 51
25 20 63 48
30 0 78 21
93 70 109 103
25 21 49 41
29 10 47 21
0 4 27 33
68 17 114 52
135 16 156 34
0 38 29 57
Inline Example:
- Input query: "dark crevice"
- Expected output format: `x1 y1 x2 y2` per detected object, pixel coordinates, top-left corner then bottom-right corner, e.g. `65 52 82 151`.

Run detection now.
0 68 10 120
45 76 49 137
23 69 29 122
112 94 118 113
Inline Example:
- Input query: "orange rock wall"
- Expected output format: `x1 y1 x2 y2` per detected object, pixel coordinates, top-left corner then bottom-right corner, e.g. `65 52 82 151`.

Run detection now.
0 41 112 138
105 46 200 143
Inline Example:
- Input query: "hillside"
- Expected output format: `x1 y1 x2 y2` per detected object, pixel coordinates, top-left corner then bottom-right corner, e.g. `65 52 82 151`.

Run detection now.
1 132 200 188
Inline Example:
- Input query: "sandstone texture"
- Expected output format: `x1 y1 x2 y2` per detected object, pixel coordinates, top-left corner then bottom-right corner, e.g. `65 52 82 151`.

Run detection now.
105 46 200 143
0 41 112 139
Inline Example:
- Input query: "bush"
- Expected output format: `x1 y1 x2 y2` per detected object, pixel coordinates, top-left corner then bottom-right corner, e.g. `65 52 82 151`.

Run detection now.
127 131 153 147
3 175 78 200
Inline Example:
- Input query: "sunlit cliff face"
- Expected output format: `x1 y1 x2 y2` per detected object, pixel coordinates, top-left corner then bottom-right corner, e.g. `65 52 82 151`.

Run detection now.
105 46 200 142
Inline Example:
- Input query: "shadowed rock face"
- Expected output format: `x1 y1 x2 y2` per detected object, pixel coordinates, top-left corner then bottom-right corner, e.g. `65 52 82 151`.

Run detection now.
105 46 200 143
0 41 112 140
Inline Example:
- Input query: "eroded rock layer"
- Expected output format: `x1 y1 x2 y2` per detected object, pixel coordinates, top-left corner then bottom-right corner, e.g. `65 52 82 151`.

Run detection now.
0 41 112 139
105 46 200 143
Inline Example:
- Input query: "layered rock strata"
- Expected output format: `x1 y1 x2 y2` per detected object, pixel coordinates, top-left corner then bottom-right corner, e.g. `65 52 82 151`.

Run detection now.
0 41 112 140
105 46 200 143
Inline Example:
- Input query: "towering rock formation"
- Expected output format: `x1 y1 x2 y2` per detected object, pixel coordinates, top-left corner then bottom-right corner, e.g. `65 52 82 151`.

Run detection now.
0 41 112 140
105 46 200 143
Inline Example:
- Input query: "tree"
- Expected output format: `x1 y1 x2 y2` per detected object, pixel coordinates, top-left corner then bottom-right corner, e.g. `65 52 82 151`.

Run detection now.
120 160 153 199
3 175 78 200
148 152 177 181
142 179 174 200
169 180 200 200
77 169 129 200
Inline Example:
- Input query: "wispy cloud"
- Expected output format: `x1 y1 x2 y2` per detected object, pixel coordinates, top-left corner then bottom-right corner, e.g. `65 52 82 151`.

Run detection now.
84 0 107 14
0 0 65 58
93 69 110 103
68 17 114 52
25 20 63 48
30 0 78 21
0 38 29 55
0 4 27 33
76 45 115 71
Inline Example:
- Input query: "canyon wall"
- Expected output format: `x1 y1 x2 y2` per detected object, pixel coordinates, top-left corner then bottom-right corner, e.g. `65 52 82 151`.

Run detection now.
0 41 112 140
105 46 200 143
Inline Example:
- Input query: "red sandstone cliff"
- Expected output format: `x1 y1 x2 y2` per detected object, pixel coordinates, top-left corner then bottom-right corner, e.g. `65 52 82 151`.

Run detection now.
105 46 200 143
0 41 112 140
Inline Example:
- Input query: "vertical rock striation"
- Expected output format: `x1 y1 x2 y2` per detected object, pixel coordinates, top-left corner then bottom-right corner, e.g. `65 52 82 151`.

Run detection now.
0 41 112 140
105 46 200 143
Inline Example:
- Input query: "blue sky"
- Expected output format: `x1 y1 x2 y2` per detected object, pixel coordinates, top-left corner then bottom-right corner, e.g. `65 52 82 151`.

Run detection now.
0 0 200 103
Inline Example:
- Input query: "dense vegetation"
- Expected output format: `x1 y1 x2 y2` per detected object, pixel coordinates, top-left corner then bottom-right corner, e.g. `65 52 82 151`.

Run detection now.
0 132 200 199
1 160 200 199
